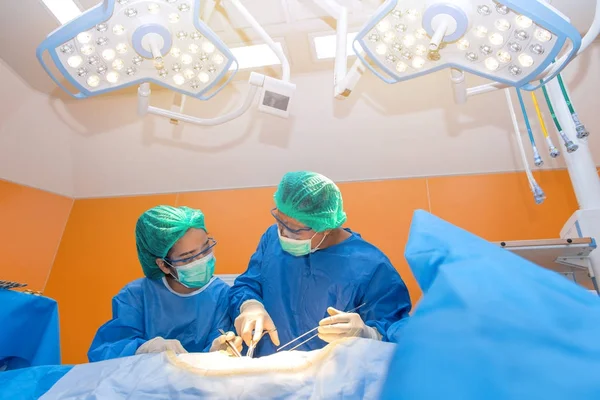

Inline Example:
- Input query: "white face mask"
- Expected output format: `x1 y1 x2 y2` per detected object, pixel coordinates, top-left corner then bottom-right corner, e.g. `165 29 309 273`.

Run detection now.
277 229 329 257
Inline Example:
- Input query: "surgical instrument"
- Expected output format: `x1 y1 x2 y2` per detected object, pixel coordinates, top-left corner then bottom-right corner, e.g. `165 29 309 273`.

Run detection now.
277 303 366 352
218 329 242 358
246 329 277 358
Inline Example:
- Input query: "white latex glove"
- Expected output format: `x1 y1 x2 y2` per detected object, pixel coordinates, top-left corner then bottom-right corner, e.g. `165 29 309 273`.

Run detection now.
209 331 243 356
135 337 188 355
234 300 280 347
317 307 381 343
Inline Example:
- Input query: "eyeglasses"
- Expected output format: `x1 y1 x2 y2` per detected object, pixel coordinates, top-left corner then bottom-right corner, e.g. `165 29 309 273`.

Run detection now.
164 237 217 266
270 208 312 235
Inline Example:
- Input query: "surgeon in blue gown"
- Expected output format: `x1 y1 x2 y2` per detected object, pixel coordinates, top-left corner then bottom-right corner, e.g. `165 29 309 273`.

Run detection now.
229 171 412 357
88 206 242 362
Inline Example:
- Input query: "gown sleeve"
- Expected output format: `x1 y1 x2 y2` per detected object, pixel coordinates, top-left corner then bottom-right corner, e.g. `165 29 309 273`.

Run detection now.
202 281 236 352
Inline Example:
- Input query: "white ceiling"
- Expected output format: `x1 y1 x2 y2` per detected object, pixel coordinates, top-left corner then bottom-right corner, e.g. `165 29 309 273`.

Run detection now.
2 0 597 95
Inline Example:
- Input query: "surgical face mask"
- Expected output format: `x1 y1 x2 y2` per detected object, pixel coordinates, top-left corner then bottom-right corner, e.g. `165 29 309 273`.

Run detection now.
278 229 328 257
169 254 216 289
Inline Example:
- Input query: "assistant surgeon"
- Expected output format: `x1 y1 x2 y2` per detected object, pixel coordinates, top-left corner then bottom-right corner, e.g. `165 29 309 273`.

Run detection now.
229 171 412 357
88 205 241 362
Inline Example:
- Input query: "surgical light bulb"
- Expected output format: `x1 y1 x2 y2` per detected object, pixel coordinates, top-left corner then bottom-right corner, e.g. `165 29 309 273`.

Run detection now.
181 54 193 65
198 72 210 83
485 57 499 70
412 56 425 69
172 63 182 72
101 49 116 61
530 43 545 55
77 67 88 77
81 45 94 55
383 32 396 43
391 10 402 18
396 62 408 73
516 15 533 28
88 55 100 65
457 39 470 50
77 32 91 44
208 65 217 74
96 65 107 75
116 43 128 54
395 24 407 33
158 69 168 78
474 26 488 38
87 75 100 87
148 3 160 13
509 65 522 75
60 44 74 54
401 50 412 60
126 67 137 76
112 59 124 70
173 74 185 85
191 32 201 40
477 5 491 15
202 42 215 53
183 69 195 79
518 53 534 67
385 54 397 63
96 37 108 46
497 50 511 63
124 8 137 17
535 28 552 42
392 42 402 52
495 19 511 31
508 42 522 52
375 43 387 55
191 79 201 89
514 30 529 41
368 33 380 42
189 44 199 53
415 29 428 39
466 52 478 62
496 4 509 15
153 57 164 69
199 53 209 61
415 45 427 56
179 4 190 12
377 20 391 32
67 55 83 68
489 33 504 46
193 63 202 71
132 56 143 65
402 35 416 47
177 31 188 40
106 71 120 83
113 25 125 35
480 44 492 55
406 9 419 20
169 13 180 23
96 23 108 32
171 48 182 58
212 54 224 65
428 51 441 61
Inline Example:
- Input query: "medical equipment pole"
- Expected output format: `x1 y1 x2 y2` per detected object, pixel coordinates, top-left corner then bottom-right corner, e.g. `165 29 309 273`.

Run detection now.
545 77 600 282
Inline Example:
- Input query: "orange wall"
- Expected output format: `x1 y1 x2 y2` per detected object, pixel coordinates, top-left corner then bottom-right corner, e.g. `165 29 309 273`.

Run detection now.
0 179 72 292
44 170 578 364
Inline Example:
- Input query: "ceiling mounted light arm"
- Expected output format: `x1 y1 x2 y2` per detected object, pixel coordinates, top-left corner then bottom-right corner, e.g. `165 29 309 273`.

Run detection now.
138 0 295 126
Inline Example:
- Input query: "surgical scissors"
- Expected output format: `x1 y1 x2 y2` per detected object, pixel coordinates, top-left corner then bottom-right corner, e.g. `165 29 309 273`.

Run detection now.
218 329 242 358
246 329 277 358
276 303 367 352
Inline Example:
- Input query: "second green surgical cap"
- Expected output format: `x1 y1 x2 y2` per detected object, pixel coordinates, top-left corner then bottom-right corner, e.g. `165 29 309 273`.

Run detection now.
135 205 206 280
274 171 347 232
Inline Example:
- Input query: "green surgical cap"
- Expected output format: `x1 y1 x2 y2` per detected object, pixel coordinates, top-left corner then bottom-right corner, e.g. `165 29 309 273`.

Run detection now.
274 171 347 232
135 205 206 279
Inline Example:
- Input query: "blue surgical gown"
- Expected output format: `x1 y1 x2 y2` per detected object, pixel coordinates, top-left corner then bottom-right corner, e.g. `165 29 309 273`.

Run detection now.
88 277 233 362
229 225 412 357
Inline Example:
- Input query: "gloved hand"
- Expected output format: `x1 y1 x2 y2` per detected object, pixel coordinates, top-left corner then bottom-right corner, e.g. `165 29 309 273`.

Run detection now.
209 331 243 355
135 337 188 355
234 300 280 347
317 307 381 343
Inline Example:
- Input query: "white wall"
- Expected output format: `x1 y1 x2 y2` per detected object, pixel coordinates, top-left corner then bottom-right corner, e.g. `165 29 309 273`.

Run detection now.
1 44 599 198
0 59 74 196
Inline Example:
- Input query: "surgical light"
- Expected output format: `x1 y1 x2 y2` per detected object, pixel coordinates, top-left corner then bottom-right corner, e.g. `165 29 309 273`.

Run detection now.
352 0 582 90
37 0 238 99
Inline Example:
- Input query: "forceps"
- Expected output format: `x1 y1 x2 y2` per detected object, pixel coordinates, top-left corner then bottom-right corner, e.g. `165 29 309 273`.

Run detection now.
276 303 367 352
218 329 242 358
246 329 277 358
